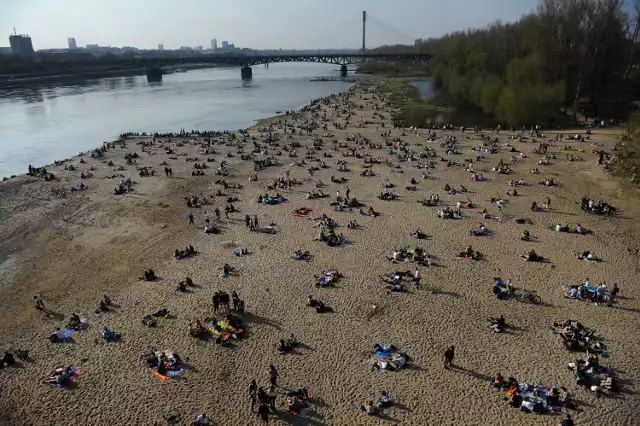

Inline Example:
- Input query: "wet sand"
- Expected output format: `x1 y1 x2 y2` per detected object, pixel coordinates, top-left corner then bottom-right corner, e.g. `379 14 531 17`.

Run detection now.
0 82 639 426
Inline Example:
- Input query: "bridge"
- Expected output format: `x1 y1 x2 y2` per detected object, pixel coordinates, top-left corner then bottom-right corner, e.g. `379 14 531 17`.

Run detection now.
145 52 430 80
145 11 429 80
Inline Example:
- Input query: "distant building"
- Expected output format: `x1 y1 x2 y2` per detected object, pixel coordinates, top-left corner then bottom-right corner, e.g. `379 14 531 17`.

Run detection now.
195 46 203 52
158 44 164 51
9 34 34 55
68 37 77 49
414 38 423 46
211 38 217 50
86 44 99 49
221 40 229 52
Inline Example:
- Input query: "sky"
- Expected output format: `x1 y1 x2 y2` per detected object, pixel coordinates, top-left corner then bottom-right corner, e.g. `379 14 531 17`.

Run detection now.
1 0 540 50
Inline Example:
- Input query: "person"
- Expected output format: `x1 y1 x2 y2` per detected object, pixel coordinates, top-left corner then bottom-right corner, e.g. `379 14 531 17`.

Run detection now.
249 379 258 411
268 364 278 386
103 327 119 341
188 214 194 225
413 268 421 289
257 403 270 422
595 284 607 305
194 413 208 425
493 373 504 388
245 214 251 228
360 400 377 415
289 333 298 346
443 346 455 369
378 390 391 407
608 283 619 307
268 384 277 409
559 413 574 426
34 294 45 311
521 230 530 241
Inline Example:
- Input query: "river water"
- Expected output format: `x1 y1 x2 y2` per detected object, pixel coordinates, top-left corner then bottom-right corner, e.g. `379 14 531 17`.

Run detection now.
0 63 351 177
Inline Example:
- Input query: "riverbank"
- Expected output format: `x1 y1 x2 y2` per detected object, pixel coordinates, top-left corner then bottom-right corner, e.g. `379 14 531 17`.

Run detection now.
0 63 351 178
1 81 639 425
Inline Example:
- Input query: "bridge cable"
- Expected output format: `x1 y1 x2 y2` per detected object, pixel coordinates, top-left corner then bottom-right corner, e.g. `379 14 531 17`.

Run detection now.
366 14 417 46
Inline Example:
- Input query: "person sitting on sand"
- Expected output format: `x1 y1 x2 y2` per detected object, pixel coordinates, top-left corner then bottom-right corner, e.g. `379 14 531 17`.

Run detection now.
348 220 360 229
140 269 156 281
411 229 426 239
360 401 377 415
222 263 234 276
287 333 298 347
488 315 506 333
278 339 293 353
378 391 392 408
523 250 543 262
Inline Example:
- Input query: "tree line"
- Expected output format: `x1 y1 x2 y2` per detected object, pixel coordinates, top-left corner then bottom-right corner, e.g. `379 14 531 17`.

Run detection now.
374 0 640 126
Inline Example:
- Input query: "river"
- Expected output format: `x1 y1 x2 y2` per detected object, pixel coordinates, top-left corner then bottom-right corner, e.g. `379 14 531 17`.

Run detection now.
0 63 351 177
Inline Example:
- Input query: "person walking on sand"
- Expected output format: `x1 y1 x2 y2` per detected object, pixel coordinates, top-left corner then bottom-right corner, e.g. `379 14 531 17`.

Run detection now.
188 214 194 226
268 384 277 410
249 379 258 411
346 187 351 200
245 214 251 228
215 208 221 221
443 345 455 369
254 215 259 230
413 268 421 289
268 364 278 386
34 294 45 311
546 196 551 210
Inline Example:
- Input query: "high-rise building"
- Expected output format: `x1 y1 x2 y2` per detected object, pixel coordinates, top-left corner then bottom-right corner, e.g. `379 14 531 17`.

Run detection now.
414 38 423 46
211 38 217 50
158 44 164 51
9 33 34 55
221 40 229 52
68 37 77 49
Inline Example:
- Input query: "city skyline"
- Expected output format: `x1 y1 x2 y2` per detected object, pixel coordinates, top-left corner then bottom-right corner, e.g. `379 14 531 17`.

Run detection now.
1 0 539 50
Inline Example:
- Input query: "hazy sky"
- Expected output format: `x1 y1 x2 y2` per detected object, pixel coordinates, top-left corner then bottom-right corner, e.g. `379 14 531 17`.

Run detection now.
1 0 539 50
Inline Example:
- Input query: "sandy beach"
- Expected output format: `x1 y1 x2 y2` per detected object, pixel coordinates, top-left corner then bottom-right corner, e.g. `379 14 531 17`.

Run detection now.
1 81 639 426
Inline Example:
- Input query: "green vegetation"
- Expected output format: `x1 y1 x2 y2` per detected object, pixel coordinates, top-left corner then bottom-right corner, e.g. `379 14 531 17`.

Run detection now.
611 111 640 184
357 61 431 77
371 0 640 127
376 79 452 128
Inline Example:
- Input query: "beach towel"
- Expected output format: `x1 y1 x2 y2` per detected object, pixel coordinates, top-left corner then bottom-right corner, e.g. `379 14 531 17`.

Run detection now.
56 329 73 341
153 368 185 380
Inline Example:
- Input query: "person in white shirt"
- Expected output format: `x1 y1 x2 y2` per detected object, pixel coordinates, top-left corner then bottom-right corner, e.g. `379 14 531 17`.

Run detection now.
361 401 377 415
195 413 208 425
413 268 421 288
392 250 400 262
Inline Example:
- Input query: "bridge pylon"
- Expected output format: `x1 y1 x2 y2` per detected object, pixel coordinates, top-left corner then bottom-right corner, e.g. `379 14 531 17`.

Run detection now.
241 65 253 80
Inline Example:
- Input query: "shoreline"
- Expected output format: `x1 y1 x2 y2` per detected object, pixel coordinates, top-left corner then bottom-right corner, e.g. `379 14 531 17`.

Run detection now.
0 82 353 180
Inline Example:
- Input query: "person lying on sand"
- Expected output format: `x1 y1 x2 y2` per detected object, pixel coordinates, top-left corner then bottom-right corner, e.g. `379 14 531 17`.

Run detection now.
469 224 487 236
306 296 332 313
577 251 599 261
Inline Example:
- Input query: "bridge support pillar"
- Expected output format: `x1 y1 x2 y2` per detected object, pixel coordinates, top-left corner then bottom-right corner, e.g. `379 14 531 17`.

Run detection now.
241 65 253 80
146 67 163 82
340 65 348 77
